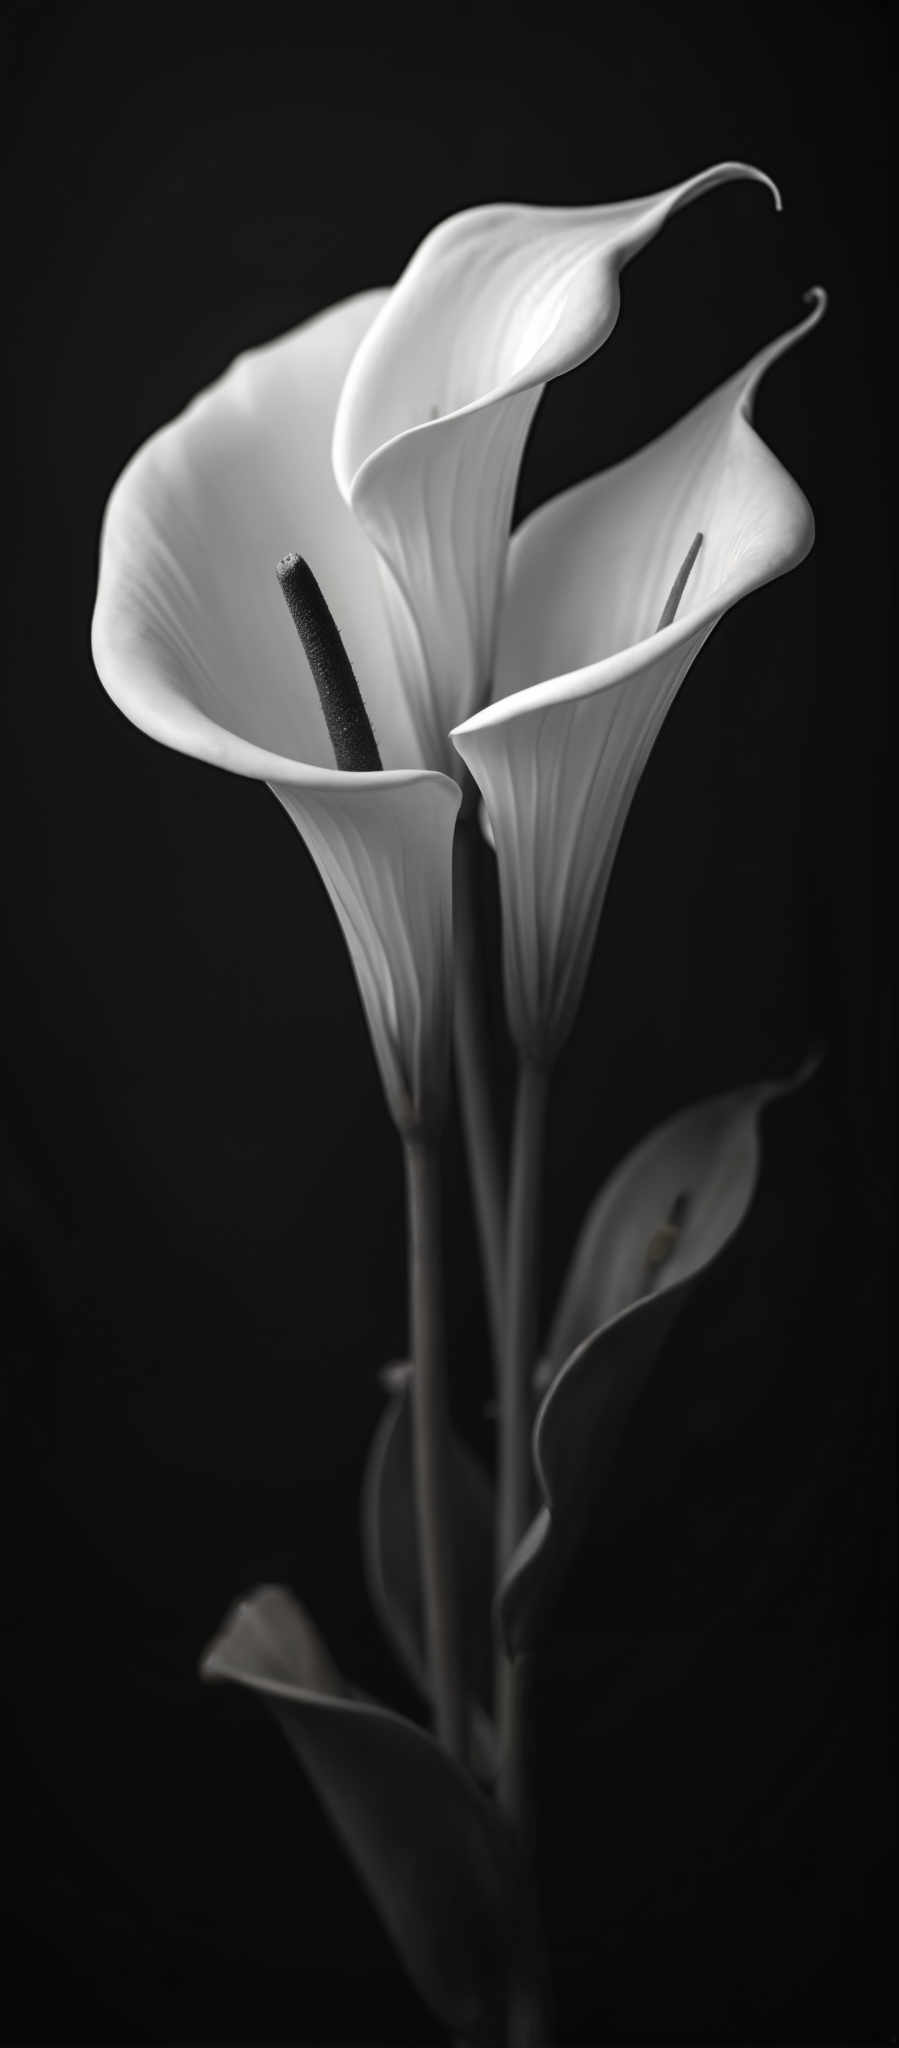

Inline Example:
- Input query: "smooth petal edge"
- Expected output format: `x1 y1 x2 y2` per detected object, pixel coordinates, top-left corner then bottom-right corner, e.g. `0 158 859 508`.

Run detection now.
91 289 441 778
334 163 780 499
452 288 825 752
93 564 457 794
92 533 461 804
93 636 461 799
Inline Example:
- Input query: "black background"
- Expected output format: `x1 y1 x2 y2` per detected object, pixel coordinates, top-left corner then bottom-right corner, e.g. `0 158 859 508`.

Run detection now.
4 1 893 2042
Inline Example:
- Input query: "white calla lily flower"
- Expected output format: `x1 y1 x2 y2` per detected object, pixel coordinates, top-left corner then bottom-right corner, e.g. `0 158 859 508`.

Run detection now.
92 173 798 1135
92 292 460 1138
452 291 825 1065
333 163 779 775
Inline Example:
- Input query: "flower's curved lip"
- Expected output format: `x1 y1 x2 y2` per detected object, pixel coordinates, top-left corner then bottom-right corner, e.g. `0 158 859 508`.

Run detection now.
91 601 458 798
451 288 825 746
90 298 459 803
335 162 781 503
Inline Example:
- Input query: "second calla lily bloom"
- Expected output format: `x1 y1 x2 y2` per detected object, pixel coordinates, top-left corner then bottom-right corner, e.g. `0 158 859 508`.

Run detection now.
452 292 825 1066
332 162 779 776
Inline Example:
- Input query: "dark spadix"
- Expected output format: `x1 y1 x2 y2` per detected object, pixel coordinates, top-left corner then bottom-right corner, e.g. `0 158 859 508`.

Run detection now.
656 531 704 631
276 553 382 773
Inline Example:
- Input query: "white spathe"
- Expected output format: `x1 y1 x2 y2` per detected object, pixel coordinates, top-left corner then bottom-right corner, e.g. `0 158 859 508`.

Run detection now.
452 292 825 1065
333 165 780 776
92 292 460 1138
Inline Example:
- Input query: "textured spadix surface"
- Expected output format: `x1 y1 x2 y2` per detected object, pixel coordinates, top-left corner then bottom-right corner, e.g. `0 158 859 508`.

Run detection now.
333 164 780 773
454 293 825 1063
91 293 459 1135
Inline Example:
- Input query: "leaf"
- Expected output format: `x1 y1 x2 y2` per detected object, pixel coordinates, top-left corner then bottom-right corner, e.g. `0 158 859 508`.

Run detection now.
362 1363 498 1776
500 1061 816 1656
201 1585 531 2044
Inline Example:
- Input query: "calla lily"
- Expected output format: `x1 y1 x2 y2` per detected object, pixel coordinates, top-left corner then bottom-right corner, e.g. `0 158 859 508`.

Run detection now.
93 170 784 1133
452 290 825 1065
333 163 779 776
91 292 460 1137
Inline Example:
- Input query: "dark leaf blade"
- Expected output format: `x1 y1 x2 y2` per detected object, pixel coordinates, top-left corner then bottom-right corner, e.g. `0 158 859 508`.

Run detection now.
202 1586 526 2044
543 1059 817 1385
503 1064 815 1655
362 1364 498 1775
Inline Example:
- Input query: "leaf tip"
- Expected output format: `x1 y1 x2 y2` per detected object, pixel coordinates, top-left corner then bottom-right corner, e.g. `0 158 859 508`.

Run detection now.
378 1357 413 1393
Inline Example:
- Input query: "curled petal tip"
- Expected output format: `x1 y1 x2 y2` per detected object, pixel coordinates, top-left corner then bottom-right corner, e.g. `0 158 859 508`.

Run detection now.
693 160 781 213
743 162 782 212
781 283 829 353
739 284 827 411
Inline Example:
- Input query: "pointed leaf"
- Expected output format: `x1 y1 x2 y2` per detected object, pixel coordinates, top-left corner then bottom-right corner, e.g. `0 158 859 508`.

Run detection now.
202 1586 530 2043
500 1064 815 1655
362 1364 497 1774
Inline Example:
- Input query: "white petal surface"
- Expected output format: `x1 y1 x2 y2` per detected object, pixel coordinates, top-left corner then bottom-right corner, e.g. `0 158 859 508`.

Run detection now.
333 165 779 773
453 294 824 1063
92 293 460 1135
93 291 421 772
271 774 458 1136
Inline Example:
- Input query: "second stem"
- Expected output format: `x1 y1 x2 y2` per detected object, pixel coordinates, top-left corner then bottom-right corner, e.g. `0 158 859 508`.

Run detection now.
453 815 506 1379
497 1061 551 2047
497 1059 549 1823
498 1059 549 1577
404 1135 468 1767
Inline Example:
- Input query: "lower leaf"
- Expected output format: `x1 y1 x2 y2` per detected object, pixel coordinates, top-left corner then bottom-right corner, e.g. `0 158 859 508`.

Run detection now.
202 1585 529 2044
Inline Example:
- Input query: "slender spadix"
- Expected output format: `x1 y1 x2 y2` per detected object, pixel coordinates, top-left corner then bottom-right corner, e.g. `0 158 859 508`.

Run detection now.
276 552 382 772
657 532 703 631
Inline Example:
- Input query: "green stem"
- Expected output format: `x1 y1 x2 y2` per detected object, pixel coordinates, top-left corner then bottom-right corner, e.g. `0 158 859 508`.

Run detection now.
496 1064 552 2047
404 1137 467 1766
506 1971 549 2048
498 1651 536 1859
500 1652 551 2047
497 1060 548 1579
452 818 506 1381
